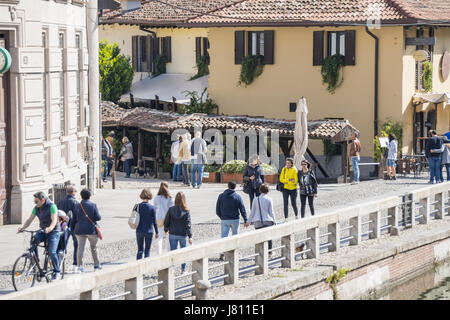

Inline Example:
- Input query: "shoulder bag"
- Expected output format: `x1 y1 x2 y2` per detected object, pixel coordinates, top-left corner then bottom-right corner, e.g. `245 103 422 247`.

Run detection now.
255 196 275 228
128 203 140 229
276 168 285 192
80 202 103 240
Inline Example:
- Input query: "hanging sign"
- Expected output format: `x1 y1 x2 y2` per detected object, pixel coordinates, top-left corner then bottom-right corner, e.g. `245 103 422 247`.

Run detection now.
441 51 450 82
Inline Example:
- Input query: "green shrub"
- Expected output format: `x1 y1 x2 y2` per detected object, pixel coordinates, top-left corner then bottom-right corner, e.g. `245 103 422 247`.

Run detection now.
261 163 278 174
204 164 220 173
422 60 432 92
373 118 403 162
238 55 264 87
180 88 218 114
99 41 134 103
222 160 247 174
190 55 209 80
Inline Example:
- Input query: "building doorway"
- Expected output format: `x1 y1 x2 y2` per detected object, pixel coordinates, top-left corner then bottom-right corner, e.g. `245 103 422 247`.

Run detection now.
413 106 437 154
0 32 11 225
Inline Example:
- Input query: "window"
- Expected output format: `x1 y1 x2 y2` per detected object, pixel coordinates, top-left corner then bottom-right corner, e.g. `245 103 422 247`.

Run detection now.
59 31 66 136
42 31 48 141
289 103 297 113
327 32 346 57
195 37 209 64
132 35 171 73
75 33 82 131
234 30 274 65
313 30 355 66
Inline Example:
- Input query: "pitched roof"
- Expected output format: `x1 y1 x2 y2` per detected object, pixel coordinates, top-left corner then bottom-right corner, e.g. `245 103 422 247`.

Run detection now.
99 0 242 26
102 101 360 142
185 0 450 26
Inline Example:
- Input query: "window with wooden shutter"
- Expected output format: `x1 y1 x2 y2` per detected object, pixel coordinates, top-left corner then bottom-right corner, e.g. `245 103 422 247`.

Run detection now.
234 31 245 64
263 30 274 64
313 31 324 66
248 31 265 56
202 37 210 65
132 36 138 71
344 30 356 66
195 37 202 62
146 35 152 72
162 36 171 63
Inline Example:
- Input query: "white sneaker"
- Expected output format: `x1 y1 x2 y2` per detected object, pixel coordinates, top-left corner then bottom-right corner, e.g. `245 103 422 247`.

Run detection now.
52 273 61 281
295 216 299 220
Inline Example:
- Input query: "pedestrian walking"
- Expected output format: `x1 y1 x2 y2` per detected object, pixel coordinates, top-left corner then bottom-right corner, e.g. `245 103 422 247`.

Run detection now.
178 134 192 186
432 137 450 183
386 133 398 180
349 133 361 184
279 158 299 222
248 183 276 255
135 188 158 260
106 131 115 177
102 137 113 182
119 137 134 178
154 181 174 254
425 130 444 184
72 188 102 272
216 180 249 244
171 135 182 182
191 131 208 189
243 155 264 209
57 185 80 272
164 192 192 274
298 160 318 218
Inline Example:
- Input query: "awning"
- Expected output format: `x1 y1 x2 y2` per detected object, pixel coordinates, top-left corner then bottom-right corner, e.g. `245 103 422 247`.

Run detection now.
413 93 450 104
121 73 209 105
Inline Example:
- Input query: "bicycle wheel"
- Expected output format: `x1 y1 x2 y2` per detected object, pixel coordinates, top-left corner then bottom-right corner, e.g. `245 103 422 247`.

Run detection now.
12 254 37 291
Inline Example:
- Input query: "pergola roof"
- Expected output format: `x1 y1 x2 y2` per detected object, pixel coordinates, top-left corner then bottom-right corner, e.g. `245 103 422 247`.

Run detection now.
102 101 360 143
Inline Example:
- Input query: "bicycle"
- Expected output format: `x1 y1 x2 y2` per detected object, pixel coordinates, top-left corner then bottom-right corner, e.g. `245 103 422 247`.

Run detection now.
12 229 66 291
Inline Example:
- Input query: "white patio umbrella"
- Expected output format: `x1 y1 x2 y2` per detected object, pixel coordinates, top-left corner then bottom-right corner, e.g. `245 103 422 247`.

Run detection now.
293 97 309 169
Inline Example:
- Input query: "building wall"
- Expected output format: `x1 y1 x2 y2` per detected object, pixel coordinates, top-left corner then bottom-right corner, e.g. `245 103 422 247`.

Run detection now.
99 24 208 82
402 27 450 155
1 0 90 223
207 26 405 158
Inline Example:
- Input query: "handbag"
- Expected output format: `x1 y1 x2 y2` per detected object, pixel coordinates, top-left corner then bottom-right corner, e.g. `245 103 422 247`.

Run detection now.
128 203 140 229
276 168 285 192
254 196 275 228
80 202 103 240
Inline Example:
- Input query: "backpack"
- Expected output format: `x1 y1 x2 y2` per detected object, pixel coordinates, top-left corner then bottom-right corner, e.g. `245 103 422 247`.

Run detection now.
128 204 140 229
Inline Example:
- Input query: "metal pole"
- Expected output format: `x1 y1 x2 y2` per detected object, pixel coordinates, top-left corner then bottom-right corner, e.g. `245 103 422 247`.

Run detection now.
87 0 100 193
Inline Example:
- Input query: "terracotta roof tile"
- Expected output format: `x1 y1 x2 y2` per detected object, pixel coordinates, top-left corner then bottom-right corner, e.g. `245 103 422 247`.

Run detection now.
102 101 360 142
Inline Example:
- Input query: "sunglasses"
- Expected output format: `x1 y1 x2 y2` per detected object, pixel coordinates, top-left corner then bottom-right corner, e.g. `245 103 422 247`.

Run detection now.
301 163 308 166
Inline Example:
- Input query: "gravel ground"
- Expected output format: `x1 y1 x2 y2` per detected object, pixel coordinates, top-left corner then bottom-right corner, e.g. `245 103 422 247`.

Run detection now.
0 173 443 299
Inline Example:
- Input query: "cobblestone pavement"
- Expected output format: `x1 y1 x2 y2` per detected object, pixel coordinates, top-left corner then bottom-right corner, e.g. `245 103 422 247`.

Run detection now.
0 173 440 297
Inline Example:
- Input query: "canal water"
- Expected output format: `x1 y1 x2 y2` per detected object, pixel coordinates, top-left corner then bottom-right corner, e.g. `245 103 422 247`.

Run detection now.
378 259 450 300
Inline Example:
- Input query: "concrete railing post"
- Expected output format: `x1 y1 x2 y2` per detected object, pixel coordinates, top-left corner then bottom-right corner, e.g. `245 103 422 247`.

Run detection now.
388 206 399 236
410 194 417 227
224 250 239 285
369 211 380 239
80 289 99 300
349 216 361 245
419 197 430 224
306 227 320 259
158 267 175 300
195 280 211 300
192 257 208 297
281 234 295 268
125 275 144 300
328 222 340 252
255 241 268 275
435 192 444 220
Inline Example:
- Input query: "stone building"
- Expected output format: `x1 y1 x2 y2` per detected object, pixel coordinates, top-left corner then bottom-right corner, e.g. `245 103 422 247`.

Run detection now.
0 0 96 225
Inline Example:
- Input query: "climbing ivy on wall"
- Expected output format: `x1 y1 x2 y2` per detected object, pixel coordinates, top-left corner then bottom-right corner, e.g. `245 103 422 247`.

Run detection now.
321 54 345 94
238 55 264 87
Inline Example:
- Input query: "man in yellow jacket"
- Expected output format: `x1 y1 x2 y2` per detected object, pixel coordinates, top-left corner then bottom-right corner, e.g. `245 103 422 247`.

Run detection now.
279 158 298 222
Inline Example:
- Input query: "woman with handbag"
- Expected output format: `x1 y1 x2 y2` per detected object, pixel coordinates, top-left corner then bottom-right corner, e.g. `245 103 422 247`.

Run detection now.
243 155 263 209
72 188 102 273
298 160 318 218
164 192 192 275
279 158 299 222
135 188 158 260
153 182 174 255
248 184 276 256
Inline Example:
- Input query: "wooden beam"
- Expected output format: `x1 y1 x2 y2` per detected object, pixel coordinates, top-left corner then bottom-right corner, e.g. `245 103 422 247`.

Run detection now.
288 139 294 154
155 133 162 178
306 147 330 178
341 142 348 183
405 37 435 46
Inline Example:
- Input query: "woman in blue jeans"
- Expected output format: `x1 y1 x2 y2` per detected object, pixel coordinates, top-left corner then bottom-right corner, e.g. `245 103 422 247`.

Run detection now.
164 192 193 274
135 188 158 260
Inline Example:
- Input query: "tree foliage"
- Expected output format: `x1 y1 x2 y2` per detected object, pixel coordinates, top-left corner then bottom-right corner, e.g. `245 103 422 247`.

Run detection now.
99 41 134 103
180 88 218 114
373 118 403 162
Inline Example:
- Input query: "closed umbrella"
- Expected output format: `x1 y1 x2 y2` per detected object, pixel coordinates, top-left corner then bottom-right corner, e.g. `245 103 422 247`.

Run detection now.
294 97 309 169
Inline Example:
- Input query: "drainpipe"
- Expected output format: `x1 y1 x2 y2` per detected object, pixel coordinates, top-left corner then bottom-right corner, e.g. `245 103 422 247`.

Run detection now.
87 0 100 192
365 26 379 138
139 26 156 37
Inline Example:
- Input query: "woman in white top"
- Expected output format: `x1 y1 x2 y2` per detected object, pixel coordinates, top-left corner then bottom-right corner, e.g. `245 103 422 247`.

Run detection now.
153 181 174 254
386 133 398 180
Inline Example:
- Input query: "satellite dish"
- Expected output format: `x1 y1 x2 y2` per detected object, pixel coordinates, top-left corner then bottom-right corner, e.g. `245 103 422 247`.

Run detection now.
413 50 429 62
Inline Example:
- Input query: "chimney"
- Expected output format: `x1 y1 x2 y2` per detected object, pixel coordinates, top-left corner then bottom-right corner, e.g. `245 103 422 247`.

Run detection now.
120 0 142 12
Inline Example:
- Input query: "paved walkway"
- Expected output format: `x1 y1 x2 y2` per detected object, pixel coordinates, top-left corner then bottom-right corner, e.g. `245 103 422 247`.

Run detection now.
0 173 433 269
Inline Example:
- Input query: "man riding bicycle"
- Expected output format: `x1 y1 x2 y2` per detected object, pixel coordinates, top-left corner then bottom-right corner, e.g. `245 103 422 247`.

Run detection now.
18 191 61 281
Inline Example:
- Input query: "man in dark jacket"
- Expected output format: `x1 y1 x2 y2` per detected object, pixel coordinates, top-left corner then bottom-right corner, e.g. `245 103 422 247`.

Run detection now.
425 130 443 184
57 185 79 271
216 181 249 260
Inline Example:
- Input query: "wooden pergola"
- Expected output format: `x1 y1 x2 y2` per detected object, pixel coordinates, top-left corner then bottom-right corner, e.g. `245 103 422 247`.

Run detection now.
102 101 360 179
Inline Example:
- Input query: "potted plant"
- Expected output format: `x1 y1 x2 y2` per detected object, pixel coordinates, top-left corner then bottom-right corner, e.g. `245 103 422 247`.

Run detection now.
202 164 220 183
261 163 279 184
221 160 247 183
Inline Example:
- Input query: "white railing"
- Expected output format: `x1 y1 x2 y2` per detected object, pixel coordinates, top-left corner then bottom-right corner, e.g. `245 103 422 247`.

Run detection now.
2 182 449 300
